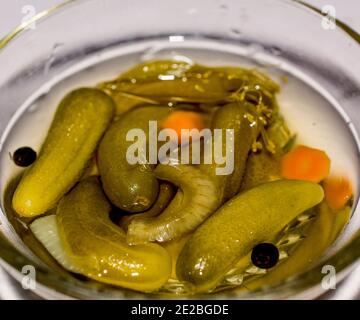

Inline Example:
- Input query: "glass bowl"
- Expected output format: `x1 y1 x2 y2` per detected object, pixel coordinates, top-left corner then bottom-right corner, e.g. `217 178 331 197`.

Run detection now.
0 0 360 299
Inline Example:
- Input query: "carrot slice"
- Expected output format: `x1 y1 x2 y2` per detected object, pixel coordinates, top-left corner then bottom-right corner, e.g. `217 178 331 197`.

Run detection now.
161 111 205 144
324 176 353 210
281 145 331 183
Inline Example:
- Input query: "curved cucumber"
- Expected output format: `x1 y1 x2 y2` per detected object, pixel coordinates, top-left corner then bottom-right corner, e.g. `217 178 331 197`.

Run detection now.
127 164 221 244
200 102 257 202
12 88 115 217
121 182 175 230
98 106 172 212
176 180 324 293
56 177 172 292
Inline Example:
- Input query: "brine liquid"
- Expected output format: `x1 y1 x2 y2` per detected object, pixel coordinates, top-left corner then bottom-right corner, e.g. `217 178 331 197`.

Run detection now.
0 38 359 291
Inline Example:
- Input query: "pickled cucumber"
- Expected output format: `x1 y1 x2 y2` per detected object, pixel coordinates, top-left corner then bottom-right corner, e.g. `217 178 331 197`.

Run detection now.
176 180 324 293
6 59 345 297
56 177 172 292
241 116 292 191
12 88 115 217
201 102 258 202
99 61 280 114
99 60 193 114
98 106 172 212
127 164 220 244
241 151 282 191
162 235 191 279
120 182 176 230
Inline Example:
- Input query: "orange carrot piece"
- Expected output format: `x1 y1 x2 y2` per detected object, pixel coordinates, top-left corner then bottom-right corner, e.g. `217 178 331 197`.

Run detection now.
161 111 205 144
281 145 331 183
324 176 353 210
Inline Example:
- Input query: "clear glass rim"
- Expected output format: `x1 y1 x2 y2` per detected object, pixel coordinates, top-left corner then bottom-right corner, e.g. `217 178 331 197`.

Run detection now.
0 0 359 299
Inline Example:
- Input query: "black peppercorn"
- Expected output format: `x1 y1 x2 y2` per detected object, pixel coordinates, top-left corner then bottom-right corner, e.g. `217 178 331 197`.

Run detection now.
13 147 37 167
251 243 279 269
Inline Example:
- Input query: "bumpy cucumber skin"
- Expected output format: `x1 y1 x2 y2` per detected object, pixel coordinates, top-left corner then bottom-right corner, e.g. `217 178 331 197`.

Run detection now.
56 177 172 292
241 115 292 191
99 60 193 115
176 180 324 293
99 62 231 114
241 151 282 191
12 88 115 217
98 106 172 213
201 102 256 202
99 61 279 115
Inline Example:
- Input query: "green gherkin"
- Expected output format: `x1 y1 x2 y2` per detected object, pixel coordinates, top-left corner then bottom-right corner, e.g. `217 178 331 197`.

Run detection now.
56 177 172 292
98 106 172 213
13 88 115 217
176 180 324 293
